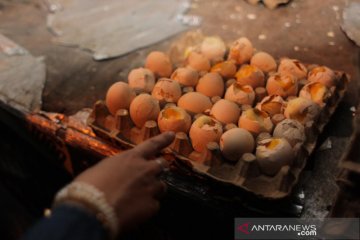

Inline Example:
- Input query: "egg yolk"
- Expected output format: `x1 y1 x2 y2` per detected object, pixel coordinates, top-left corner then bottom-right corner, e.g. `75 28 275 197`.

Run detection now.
265 139 281 150
162 108 183 120
233 83 253 93
309 83 326 103
274 75 294 91
236 65 256 79
246 109 268 121
310 66 326 76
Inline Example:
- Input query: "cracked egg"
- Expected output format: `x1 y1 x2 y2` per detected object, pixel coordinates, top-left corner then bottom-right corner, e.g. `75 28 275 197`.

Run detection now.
308 66 336 87
171 67 199 87
210 99 241 125
210 60 237 79
238 108 273 136
200 36 227 63
106 82 136 115
256 95 286 117
178 92 213 115
227 37 254 65
158 106 191 133
278 58 307 80
220 128 255 162
250 51 277 73
196 72 225 98
299 82 331 107
128 68 155 94
236 64 265 88
186 51 211 72
130 94 160 128
266 74 298 98
225 83 255 106
145 51 173 78
273 119 305 147
284 97 321 124
151 78 182 104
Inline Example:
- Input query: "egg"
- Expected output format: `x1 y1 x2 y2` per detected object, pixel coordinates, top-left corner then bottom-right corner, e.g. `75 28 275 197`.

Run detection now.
196 72 225 97
210 61 237 79
151 78 182 104
189 115 223 152
210 99 241 124
224 83 255 106
235 64 265 88
256 95 286 117
250 51 277 73
178 92 213 115
299 82 331 107
273 119 305 147
227 37 254 65
256 138 294 176
308 66 336 87
238 108 274 136
105 82 136 115
130 94 160 128
171 67 199 87
158 106 191 133
186 51 211 72
200 36 227 63
266 74 298 98
145 51 173 78
219 128 255 162
128 68 155 93
284 97 321 124
278 58 307 80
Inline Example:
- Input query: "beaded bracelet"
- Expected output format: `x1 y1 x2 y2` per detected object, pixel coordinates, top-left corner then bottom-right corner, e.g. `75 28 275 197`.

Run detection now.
53 182 119 239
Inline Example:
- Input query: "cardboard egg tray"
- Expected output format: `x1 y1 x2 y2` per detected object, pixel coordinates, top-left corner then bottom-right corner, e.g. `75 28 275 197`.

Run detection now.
87 69 349 199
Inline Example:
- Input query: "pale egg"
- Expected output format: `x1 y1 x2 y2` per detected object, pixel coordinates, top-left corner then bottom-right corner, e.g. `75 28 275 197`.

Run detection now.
227 37 254 65
284 97 321 124
220 128 255 162
299 82 331 107
273 119 305 147
200 36 227 63
250 51 277 73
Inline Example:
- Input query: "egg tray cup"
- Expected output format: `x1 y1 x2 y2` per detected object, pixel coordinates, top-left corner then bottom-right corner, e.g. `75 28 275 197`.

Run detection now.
87 71 349 200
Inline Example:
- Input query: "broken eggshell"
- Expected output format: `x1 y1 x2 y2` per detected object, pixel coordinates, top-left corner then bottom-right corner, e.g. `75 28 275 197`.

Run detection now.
196 72 225 98
105 82 136 115
273 119 305 147
266 74 298 98
236 64 265 89
256 95 286 117
284 97 321 125
177 92 213 115
151 78 182 104
227 37 254 65
299 82 331 107
128 67 155 93
210 99 241 125
130 93 160 128
210 60 237 79
278 58 308 80
200 36 227 63
238 108 274 136
171 67 199 87
225 83 255 106
158 106 191 133
145 51 173 78
307 66 337 88
250 51 277 73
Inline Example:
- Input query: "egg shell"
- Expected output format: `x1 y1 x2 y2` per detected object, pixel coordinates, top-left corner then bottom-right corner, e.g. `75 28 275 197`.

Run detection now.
238 108 274 136
278 58 307 80
256 95 286 117
235 64 265 88
266 74 298 98
284 97 321 124
129 94 160 128
196 72 225 98
158 106 191 133
299 82 331 107
171 67 199 87
178 92 213 115
225 83 255 106
256 138 294 176
189 116 223 152
145 51 173 77
105 82 136 115
307 66 336 87
151 78 182 104
250 51 277 73
200 36 227 63
210 99 241 124
186 52 211 72
227 37 254 65
220 128 255 162
128 68 155 93
211 61 237 79
273 119 305 147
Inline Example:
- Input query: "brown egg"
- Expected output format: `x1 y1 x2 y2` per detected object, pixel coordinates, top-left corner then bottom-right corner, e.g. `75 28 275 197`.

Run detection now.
273 119 305 147
200 36 227 63
151 78 182 104
196 72 225 98
256 138 294 176
186 51 211 72
238 108 274 136
308 66 336 87
178 92 213 115
278 58 307 80
220 128 255 162
266 74 298 98
235 64 265 88
171 67 199 87
284 97 321 124
210 61 237 79
210 99 241 124
250 51 277 73
145 51 173 78
256 95 286 117
224 83 255 106
299 82 331 107
227 37 254 65
130 94 160 128
105 82 136 115
158 106 191 133
128 68 155 93
189 115 223 152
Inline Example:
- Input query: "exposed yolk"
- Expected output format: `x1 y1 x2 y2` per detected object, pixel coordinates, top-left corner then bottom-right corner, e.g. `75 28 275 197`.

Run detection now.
265 139 281 150
309 83 326 103
236 65 256 79
196 116 216 128
162 108 183 120
261 101 282 115
275 75 294 91
233 83 253 93
310 66 326 76
246 109 268 121
211 62 223 72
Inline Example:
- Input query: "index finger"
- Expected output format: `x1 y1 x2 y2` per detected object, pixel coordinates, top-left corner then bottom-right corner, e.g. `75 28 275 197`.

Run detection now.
133 132 175 158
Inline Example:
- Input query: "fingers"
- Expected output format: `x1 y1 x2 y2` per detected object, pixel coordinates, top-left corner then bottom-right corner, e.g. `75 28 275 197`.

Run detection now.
133 132 175 158
145 157 169 176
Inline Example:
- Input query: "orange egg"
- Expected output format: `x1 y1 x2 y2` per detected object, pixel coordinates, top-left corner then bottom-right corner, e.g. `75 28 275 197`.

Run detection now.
227 37 254 65
278 58 307 80
250 51 277 73
196 72 225 97
299 82 331 107
186 51 211 72
307 66 336 87
129 94 160 128
266 74 298 98
171 67 199 87
235 64 265 88
210 61 237 79
145 51 173 77
177 92 213 115
256 95 286 117
238 108 274 136
189 115 223 152
158 106 191 133
151 78 182 104
284 97 321 124
105 82 136 115
224 83 255 106
220 128 254 161
210 99 241 124
128 68 155 93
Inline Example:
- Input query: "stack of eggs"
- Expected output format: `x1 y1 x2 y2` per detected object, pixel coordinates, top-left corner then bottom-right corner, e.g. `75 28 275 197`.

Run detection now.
105 36 338 176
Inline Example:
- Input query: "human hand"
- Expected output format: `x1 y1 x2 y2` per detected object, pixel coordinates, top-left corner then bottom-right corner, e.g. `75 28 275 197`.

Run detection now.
74 132 175 232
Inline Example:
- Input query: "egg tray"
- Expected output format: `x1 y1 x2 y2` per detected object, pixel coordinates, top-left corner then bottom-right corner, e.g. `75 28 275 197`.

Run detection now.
87 71 349 199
